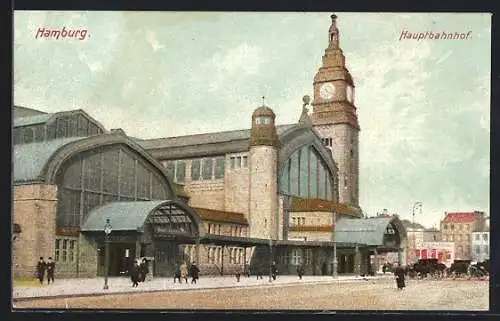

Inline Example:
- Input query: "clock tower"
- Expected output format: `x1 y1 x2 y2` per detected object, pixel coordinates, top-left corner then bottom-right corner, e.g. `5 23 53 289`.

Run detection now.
311 13 360 208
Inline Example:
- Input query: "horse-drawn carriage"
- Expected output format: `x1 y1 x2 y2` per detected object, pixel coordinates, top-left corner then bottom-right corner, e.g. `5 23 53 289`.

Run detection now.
407 259 447 279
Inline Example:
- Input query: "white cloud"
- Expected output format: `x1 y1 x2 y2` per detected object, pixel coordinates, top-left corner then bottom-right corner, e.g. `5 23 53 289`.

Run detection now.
351 40 432 165
78 52 103 73
205 43 265 92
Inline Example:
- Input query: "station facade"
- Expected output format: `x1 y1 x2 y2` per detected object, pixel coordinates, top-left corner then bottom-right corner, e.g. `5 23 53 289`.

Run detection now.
12 14 406 279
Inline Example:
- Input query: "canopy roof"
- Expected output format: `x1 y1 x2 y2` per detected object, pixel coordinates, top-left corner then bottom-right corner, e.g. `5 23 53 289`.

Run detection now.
335 216 406 246
81 200 203 236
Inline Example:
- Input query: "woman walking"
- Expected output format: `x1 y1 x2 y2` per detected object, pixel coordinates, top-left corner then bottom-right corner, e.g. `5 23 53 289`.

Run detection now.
394 264 406 290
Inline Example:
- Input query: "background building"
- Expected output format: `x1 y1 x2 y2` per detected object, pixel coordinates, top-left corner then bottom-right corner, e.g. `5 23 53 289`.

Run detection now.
471 216 489 263
440 211 487 261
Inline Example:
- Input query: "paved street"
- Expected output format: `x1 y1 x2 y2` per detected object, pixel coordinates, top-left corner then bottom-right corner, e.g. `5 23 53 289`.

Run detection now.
13 274 387 300
13 276 488 310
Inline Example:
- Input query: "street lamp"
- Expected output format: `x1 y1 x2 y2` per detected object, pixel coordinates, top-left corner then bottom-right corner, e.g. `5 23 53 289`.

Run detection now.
103 218 112 290
412 202 422 263
332 211 338 278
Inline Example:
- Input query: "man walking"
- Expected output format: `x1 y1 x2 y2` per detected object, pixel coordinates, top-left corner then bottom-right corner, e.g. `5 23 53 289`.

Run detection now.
190 262 200 284
394 264 406 290
46 257 55 284
174 263 182 283
297 263 304 280
35 257 46 285
271 262 278 281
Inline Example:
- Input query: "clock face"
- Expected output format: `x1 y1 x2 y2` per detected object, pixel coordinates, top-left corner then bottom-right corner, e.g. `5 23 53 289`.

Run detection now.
319 82 335 100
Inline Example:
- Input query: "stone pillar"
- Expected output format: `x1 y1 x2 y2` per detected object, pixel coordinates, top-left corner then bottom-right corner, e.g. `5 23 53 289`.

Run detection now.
354 244 361 275
195 238 200 265
135 240 141 259
221 246 225 276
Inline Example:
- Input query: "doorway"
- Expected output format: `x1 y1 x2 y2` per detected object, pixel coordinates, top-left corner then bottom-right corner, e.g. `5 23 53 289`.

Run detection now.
98 243 136 276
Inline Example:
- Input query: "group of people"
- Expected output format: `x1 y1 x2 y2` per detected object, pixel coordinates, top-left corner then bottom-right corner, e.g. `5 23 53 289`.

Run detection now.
173 262 200 284
130 258 150 287
35 257 56 285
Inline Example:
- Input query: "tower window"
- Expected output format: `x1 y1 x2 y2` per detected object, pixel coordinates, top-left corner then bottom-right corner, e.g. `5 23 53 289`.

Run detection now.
322 138 333 147
255 116 272 125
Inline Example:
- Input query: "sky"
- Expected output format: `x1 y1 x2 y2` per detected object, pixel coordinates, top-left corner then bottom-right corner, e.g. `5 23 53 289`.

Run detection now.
13 11 491 229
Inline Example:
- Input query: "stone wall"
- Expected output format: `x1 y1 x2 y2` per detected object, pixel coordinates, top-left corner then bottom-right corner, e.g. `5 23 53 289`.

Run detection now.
249 146 278 239
77 234 99 277
224 154 250 216
12 184 57 279
314 123 358 206
184 180 225 211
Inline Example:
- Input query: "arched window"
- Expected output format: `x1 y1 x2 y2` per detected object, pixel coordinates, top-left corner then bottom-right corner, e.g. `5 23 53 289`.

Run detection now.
55 145 172 229
279 145 335 200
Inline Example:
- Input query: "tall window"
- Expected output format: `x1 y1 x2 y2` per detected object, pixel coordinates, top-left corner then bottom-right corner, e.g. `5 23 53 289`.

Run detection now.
280 145 335 200
215 157 225 179
292 249 301 265
191 159 201 181
176 161 186 182
202 158 213 180
230 155 248 169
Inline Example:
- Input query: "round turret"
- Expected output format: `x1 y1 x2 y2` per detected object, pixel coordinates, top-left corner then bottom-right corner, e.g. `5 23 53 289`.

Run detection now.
250 105 280 148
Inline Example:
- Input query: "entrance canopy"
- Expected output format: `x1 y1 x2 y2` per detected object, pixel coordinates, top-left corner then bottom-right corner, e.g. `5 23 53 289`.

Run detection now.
335 216 406 248
81 200 203 238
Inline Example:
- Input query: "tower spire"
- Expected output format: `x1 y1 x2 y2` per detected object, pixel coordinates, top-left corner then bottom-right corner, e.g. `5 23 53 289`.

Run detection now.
329 13 339 49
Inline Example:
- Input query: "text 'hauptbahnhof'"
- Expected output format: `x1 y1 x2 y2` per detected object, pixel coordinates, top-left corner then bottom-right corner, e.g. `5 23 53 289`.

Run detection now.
12 14 407 279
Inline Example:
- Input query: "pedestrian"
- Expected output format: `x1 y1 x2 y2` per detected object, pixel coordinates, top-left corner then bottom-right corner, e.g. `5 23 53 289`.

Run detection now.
271 262 278 280
174 263 182 283
140 258 149 282
35 257 46 285
180 261 189 283
256 264 263 280
46 257 55 284
394 264 406 290
190 262 200 284
297 263 304 280
235 268 241 282
130 260 139 287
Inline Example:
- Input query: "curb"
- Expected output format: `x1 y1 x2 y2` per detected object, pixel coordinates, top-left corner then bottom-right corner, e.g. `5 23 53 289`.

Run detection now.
12 277 393 302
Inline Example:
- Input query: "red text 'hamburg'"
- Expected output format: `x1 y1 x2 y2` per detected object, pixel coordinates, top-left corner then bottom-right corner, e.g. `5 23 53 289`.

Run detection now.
35 27 88 40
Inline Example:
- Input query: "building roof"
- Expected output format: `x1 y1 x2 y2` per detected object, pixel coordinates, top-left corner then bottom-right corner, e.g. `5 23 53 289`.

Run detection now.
191 207 248 225
81 201 167 231
13 105 48 118
14 113 54 127
135 124 298 159
13 136 86 183
289 197 362 217
81 200 204 233
443 212 483 223
289 224 334 232
137 124 296 150
252 105 276 118
335 216 405 246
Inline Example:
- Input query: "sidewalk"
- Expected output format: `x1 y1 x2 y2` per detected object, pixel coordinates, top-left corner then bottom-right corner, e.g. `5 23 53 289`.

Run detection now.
12 274 394 301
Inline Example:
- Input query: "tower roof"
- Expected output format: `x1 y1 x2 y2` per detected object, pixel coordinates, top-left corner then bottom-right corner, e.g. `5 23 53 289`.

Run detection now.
252 105 276 118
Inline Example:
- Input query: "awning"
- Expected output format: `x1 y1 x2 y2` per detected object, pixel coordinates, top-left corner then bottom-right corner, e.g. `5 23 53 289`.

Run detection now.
335 216 406 246
81 200 202 238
